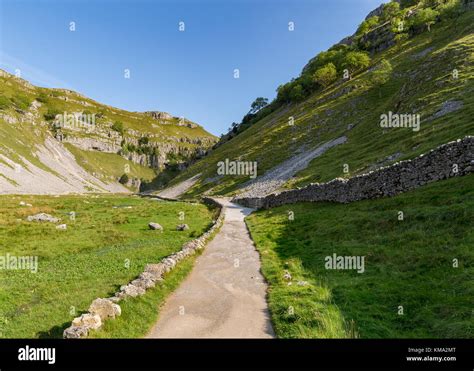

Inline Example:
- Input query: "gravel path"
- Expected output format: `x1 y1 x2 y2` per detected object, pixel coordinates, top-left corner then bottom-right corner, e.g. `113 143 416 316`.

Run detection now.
146 198 275 338
234 136 347 199
155 173 201 199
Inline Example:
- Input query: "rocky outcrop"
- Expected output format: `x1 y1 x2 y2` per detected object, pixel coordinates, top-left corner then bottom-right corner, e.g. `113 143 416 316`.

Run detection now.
359 21 396 54
144 111 173 120
235 137 474 209
26 213 60 223
64 136 121 153
144 111 198 128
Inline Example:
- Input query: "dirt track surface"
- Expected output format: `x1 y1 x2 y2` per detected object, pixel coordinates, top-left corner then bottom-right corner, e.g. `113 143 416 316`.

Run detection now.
155 173 201 199
146 198 275 338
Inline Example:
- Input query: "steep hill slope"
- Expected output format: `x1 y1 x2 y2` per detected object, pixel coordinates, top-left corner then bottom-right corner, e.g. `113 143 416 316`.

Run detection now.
0 70 217 194
163 1 474 199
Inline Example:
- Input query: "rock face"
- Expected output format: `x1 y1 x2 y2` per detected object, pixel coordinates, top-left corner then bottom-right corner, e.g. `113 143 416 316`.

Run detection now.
144 111 173 120
0 68 217 195
26 213 60 223
430 100 463 120
148 222 163 231
235 137 474 209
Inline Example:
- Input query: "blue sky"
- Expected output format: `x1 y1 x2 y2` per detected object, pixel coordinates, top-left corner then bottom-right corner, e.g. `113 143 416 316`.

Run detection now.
0 0 383 135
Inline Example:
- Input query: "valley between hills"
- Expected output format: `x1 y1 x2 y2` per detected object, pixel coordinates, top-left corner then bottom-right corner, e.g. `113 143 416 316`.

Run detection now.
0 0 473 339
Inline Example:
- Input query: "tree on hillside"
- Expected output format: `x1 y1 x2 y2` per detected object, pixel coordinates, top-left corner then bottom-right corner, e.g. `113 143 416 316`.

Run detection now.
356 16 380 36
312 63 338 87
231 122 239 133
289 84 305 102
248 97 269 114
370 59 393 85
119 173 129 185
111 121 124 135
380 1 401 22
341 51 371 79
409 8 439 32
400 0 420 8
276 82 294 103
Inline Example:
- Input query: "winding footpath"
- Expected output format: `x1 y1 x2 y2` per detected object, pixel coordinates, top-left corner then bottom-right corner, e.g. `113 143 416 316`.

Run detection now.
146 198 274 338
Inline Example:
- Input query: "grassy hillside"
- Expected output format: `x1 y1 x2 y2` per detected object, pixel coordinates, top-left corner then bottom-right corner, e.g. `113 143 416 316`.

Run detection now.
0 69 217 192
166 5 474 198
246 174 474 338
0 194 215 338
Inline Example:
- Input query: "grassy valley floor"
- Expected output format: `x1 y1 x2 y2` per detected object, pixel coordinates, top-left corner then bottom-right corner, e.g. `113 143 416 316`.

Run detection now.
246 174 474 338
0 194 215 338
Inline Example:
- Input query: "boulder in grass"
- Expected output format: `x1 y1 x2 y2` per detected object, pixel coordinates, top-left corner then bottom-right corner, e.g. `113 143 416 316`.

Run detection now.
63 325 89 339
71 313 102 330
88 298 121 320
148 222 163 231
27 213 60 223
176 224 189 231
56 224 67 230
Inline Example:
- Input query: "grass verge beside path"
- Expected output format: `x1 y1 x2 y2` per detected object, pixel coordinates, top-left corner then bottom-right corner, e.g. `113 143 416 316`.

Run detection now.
0 194 215 338
246 174 474 338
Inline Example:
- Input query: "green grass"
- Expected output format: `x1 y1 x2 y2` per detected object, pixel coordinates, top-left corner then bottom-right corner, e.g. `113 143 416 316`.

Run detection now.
64 143 157 183
246 174 474 338
168 10 474 198
0 194 215 338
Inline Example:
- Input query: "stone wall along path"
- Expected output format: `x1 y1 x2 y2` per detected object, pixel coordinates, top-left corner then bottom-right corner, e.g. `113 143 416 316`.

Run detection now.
146 198 275 338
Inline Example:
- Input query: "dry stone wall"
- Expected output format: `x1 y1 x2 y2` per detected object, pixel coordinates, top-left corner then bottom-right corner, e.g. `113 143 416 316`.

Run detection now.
234 137 474 209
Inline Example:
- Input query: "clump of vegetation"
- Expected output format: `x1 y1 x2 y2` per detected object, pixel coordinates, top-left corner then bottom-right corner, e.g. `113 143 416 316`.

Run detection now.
369 58 393 85
44 107 61 121
36 92 49 103
342 51 371 79
138 136 149 146
11 94 32 111
118 173 129 184
408 7 440 33
313 63 338 87
111 121 124 135
356 16 380 36
0 96 11 110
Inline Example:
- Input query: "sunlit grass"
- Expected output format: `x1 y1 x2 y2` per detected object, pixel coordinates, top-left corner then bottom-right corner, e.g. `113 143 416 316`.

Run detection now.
246 174 474 338
0 194 215 338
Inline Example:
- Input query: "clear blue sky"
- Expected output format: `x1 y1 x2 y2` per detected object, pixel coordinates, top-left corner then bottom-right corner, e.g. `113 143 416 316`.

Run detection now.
0 0 383 135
